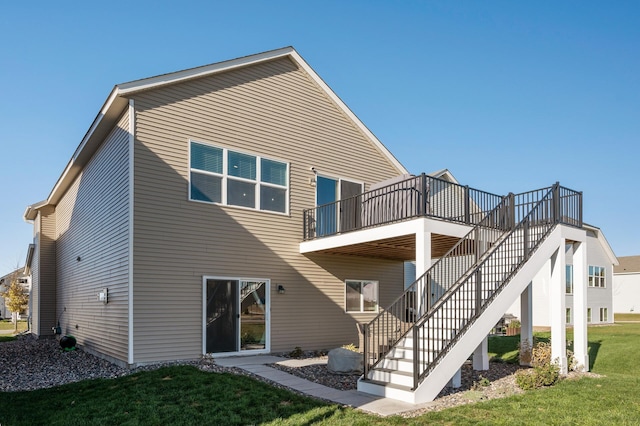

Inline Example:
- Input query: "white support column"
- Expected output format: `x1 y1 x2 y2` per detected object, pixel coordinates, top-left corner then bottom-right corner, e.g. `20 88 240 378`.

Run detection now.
473 336 489 370
572 240 589 371
415 220 432 316
448 368 462 388
550 243 568 374
520 282 533 366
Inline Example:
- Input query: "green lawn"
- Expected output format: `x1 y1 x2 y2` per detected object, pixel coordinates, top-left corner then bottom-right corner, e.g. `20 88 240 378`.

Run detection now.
0 319 28 333
1 324 640 425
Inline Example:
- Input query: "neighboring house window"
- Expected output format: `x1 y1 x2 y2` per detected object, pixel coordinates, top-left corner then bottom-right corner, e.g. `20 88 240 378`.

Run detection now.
600 307 608 322
587 308 592 323
190 141 288 214
345 280 378 313
588 266 606 288
566 265 573 294
566 308 571 324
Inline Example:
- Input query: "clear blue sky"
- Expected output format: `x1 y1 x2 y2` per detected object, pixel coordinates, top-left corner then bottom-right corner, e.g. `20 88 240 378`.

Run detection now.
1 1 638 276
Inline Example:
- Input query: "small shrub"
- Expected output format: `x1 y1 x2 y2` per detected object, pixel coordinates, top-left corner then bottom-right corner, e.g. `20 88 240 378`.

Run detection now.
289 347 303 358
516 340 561 390
341 343 358 352
472 375 491 390
515 364 560 390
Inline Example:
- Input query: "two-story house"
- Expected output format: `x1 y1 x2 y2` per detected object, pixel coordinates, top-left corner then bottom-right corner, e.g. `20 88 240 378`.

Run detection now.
24 47 600 403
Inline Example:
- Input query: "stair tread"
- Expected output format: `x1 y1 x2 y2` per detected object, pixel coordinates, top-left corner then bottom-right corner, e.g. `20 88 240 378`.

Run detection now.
363 379 413 392
373 367 413 377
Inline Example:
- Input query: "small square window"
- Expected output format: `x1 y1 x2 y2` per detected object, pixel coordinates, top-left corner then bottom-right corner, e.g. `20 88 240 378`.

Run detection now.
227 180 256 208
191 172 222 203
191 143 222 173
345 280 378 313
228 151 256 180
260 186 286 213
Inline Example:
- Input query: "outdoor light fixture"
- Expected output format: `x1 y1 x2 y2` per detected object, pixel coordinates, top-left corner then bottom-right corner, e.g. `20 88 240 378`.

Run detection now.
277 284 286 294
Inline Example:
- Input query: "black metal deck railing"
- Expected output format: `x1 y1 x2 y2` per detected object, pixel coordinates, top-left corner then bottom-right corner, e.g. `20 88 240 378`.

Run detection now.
302 173 503 241
362 183 583 389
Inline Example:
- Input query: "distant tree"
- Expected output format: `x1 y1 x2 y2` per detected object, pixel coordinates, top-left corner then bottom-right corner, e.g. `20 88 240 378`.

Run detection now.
1 272 29 332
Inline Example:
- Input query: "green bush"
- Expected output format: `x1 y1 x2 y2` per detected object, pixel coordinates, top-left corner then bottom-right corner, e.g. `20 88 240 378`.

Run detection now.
516 340 561 390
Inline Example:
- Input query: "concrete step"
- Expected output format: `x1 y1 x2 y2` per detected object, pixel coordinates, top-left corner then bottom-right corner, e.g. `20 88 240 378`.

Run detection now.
357 378 416 403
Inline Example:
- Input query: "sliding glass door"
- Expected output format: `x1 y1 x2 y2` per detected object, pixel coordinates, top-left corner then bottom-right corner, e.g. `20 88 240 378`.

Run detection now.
205 278 269 354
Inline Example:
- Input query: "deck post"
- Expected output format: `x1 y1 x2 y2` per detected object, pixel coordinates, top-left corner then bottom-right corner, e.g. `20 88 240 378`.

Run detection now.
550 243 568 374
520 282 533 366
473 336 489 370
572 240 589 371
415 220 432 317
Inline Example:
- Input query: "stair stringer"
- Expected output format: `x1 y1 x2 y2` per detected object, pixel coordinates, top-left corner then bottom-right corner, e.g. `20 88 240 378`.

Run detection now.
407 225 566 404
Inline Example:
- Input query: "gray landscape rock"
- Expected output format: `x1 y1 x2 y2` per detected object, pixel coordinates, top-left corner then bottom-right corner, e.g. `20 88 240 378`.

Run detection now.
327 347 363 374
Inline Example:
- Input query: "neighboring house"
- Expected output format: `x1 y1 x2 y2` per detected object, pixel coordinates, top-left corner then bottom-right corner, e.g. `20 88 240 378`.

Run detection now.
613 255 640 314
505 225 617 326
24 47 601 404
0 261 32 321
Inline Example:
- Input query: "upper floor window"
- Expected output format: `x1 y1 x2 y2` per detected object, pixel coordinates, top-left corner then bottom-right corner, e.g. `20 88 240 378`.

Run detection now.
190 141 288 214
588 266 606 288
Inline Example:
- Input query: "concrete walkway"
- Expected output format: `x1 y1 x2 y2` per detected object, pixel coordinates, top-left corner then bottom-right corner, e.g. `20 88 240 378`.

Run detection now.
215 355 434 417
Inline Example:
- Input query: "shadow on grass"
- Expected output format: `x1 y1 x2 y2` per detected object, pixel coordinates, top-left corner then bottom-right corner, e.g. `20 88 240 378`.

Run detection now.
588 340 602 370
0 336 16 343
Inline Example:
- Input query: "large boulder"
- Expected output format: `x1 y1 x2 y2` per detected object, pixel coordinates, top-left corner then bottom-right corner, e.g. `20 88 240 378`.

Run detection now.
327 347 363 374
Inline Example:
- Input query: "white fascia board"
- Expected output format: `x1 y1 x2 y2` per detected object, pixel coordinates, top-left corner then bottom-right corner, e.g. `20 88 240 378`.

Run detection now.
116 47 295 95
560 225 587 243
23 200 48 222
300 218 470 254
287 50 408 175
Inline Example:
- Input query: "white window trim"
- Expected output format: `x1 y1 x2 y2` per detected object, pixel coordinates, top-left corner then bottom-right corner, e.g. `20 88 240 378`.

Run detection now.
345 279 379 313
599 307 608 322
566 264 574 295
189 140 289 215
588 265 606 288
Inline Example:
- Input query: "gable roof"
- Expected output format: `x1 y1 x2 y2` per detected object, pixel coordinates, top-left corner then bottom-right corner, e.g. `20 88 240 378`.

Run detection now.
614 255 640 274
25 47 407 220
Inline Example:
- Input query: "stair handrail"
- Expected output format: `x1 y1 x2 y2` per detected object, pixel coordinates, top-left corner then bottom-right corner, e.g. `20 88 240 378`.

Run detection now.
363 193 513 377
411 183 580 389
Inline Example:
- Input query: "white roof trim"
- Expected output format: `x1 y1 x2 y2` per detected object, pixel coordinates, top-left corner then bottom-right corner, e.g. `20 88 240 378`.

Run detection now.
117 47 294 95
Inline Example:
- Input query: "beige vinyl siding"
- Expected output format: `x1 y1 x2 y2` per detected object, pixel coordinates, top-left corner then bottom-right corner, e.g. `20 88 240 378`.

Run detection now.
30 207 57 336
30 218 40 334
131 57 404 362
53 111 130 362
38 207 57 336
